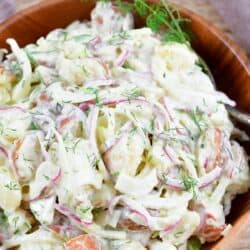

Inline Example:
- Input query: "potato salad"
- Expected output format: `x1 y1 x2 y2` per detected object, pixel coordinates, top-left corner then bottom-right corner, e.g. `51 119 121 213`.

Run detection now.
0 2 249 250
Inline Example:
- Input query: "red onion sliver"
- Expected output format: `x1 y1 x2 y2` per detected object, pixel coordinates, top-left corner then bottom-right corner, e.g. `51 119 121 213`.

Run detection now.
30 167 62 201
130 209 149 226
54 204 92 226
103 122 132 155
163 146 174 163
88 36 101 47
163 97 174 122
163 177 185 191
0 146 8 159
163 217 182 232
204 158 209 169
50 168 62 186
198 167 224 189
116 49 130 67
0 106 26 113
79 100 95 111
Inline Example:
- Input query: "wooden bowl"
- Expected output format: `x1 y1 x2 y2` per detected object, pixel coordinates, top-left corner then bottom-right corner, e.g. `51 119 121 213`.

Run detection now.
0 1 249 249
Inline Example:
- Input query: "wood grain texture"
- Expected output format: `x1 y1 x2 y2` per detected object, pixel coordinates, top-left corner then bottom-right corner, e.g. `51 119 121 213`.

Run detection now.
1 1 250 249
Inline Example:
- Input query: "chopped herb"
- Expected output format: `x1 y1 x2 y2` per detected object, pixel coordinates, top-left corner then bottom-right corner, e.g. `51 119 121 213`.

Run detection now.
113 171 120 177
187 237 201 250
175 231 184 238
179 107 208 135
122 61 134 69
0 208 8 228
70 33 92 42
81 65 89 76
24 222 31 231
13 216 19 229
122 87 141 100
182 175 197 198
100 0 190 44
43 174 50 181
149 118 155 132
79 207 91 214
72 139 81 153
30 120 40 131
86 153 99 169
108 31 130 45
4 181 20 191
82 87 103 107
14 229 20 235
29 50 57 55
22 154 34 162
190 107 208 133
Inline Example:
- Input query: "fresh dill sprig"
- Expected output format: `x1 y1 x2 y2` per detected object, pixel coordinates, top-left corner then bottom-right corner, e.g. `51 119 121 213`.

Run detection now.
94 0 190 44
189 107 208 134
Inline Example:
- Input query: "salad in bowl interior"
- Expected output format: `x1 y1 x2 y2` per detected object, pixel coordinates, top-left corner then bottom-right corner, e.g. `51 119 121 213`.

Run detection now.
0 1 249 250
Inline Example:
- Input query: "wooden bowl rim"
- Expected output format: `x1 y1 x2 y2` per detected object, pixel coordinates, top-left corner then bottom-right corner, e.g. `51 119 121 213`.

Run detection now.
0 0 249 75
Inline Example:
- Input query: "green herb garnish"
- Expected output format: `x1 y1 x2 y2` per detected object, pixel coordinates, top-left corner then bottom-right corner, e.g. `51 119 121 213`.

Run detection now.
182 175 197 198
122 87 141 100
83 87 103 107
4 181 20 191
30 120 40 130
0 208 8 228
97 0 190 44
187 237 201 250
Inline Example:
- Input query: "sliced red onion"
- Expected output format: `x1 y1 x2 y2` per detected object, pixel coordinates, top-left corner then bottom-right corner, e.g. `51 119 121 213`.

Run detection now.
162 97 174 122
162 176 185 191
116 49 130 67
204 158 209 169
0 106 26 113
30 167 62 201
54 203 92 226
79 100 95 111
163 146 174 163
0 145 8 159
47 224 82 238
130 209 149 226
103 122 132 155
50 167 62 186
88 36 101 47
198 167 224 189
103 97 148 106
85 79 114 88
163 217 182 232
108 196 150 226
